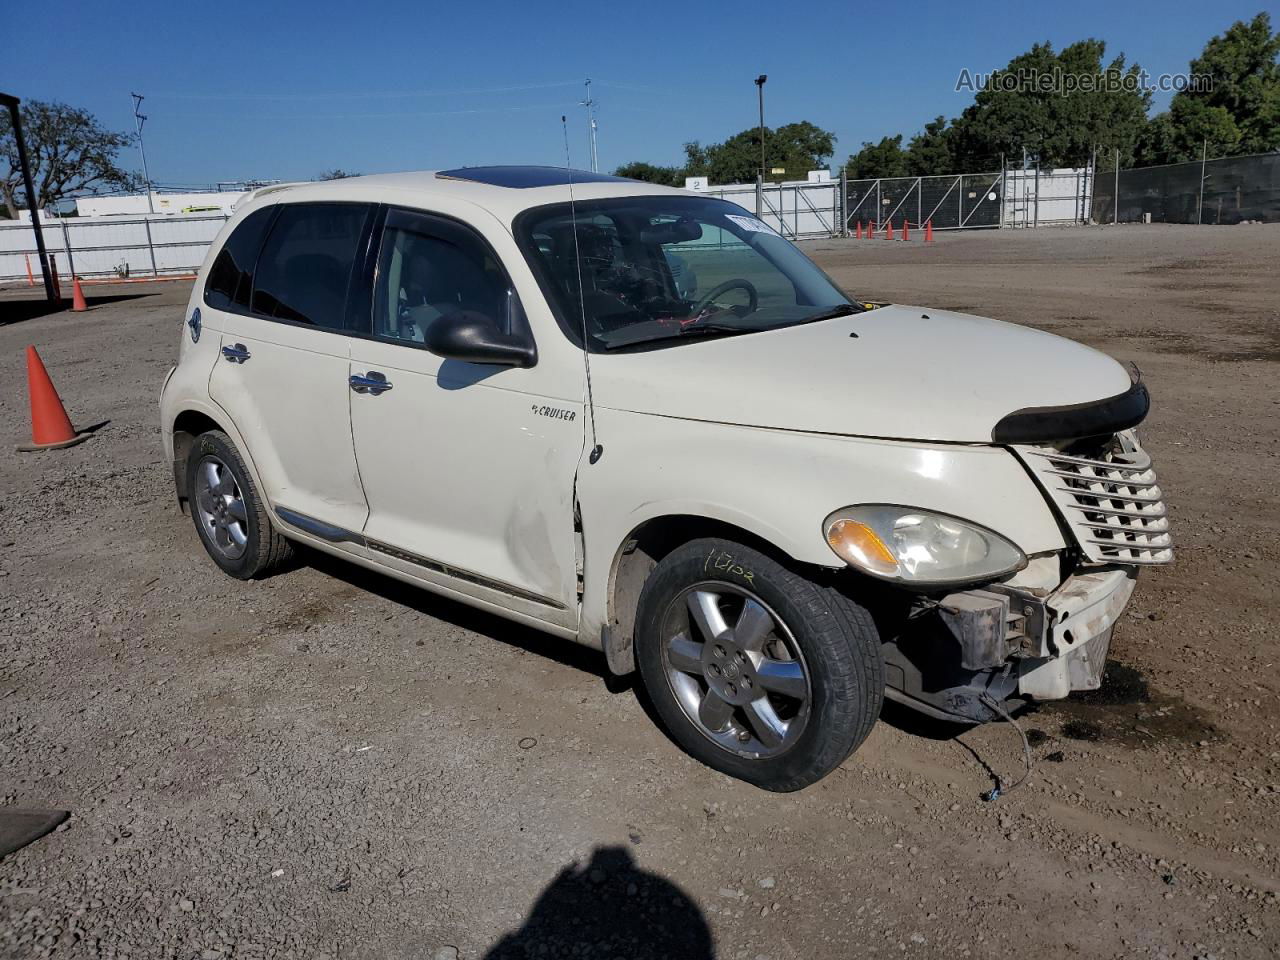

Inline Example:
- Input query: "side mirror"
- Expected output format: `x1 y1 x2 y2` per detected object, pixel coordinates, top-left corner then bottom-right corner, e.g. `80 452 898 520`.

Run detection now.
423 310 537 368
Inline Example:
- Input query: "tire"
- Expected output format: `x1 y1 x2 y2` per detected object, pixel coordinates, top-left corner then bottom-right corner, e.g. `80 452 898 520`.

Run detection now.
635 537 883 792
186 429 293 580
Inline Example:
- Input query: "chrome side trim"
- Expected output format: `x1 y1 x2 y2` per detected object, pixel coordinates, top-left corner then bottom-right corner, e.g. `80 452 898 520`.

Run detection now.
274 508 566 609
274 507 364 545
365 538 565 609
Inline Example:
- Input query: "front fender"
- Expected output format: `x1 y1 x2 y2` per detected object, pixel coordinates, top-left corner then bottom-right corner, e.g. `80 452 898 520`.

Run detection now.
576 409 1067 654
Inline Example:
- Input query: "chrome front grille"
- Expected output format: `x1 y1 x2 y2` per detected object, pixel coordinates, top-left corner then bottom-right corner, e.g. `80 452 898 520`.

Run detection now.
1015 440 1173 566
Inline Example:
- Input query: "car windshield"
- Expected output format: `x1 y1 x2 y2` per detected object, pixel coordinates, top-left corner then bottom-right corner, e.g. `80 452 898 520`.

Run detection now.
517 195 859 350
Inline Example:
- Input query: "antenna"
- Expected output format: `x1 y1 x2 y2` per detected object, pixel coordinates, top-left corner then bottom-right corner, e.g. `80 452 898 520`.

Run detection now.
562 116 603 465
580 79 599 174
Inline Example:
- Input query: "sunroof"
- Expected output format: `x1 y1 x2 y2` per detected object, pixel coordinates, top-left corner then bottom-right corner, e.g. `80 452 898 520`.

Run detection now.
436 166 635 188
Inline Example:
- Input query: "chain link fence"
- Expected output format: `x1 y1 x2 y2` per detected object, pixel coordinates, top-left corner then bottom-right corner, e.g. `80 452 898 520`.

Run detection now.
844 172 1008 232
1091 151 1280 225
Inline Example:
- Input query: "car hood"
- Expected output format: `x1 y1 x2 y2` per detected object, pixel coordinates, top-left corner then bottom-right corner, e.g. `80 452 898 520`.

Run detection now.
590 305 1134 443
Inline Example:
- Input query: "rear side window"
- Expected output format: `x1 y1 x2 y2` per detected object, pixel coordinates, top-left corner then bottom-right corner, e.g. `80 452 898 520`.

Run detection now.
250 203 371 330
204 207 275 311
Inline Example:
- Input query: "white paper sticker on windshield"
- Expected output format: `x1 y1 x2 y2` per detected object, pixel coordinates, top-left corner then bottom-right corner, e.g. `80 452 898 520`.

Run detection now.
725 214 777 235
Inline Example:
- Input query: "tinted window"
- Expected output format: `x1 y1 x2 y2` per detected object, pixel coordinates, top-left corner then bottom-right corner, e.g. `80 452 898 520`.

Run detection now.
204 207 275 310
251 203 370 330
373 213 520 345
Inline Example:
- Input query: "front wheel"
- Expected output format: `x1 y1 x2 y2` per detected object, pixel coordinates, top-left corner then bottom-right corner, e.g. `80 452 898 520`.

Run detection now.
635 538 884 792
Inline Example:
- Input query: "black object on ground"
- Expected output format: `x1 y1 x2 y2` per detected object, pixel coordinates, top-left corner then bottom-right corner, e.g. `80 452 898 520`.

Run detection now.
0 808 70 858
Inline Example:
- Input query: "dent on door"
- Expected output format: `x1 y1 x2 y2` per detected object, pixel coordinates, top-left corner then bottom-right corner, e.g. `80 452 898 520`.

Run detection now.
348 348 583 625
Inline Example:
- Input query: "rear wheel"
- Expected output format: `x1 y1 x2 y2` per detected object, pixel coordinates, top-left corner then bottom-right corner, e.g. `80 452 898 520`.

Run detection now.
635 538 884 791
187 430 293 579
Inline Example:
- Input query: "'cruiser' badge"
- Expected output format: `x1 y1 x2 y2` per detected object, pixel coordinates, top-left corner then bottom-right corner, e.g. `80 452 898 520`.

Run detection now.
188 308 201 343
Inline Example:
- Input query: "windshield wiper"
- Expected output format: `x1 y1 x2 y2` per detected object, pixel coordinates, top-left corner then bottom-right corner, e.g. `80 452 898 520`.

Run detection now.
800 303 862 323
603 321 754 350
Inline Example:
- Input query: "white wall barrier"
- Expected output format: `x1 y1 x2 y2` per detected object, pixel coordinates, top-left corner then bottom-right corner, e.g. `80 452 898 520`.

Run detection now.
0 213 230 283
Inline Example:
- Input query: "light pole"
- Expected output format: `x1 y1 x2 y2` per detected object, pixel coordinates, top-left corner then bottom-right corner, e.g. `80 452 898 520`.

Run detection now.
581 79 599 174
131 93 154 214
755 74 767 216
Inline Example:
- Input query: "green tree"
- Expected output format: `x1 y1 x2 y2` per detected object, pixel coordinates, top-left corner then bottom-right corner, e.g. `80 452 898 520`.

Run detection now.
318 168 362 180
906 116 954 175
948 40 1151 171
0 100 138 218
684 121 836 184
613 160 686 186
1139 12 1280 163
845 135 909 179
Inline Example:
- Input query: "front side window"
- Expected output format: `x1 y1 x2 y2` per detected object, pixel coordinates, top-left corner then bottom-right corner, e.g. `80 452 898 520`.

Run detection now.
372 211 522 346
204 206 275 311
250 203 371 330
517 195 857 351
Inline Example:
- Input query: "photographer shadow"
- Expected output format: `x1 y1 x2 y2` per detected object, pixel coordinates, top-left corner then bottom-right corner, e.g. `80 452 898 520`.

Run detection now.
484 846 714 960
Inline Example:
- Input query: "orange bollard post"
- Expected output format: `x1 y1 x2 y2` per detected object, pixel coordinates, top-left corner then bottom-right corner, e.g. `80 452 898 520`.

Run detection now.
902 220 910 242
25 253 35 286
925 220 934 244
72 276 88 312
49 255 61 301
16 346 90 451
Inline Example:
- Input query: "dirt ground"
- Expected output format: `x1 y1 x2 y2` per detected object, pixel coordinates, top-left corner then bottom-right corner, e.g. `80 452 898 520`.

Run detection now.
1 223 1277 960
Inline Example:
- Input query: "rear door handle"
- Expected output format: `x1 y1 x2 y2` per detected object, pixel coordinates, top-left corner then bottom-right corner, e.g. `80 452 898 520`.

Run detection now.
221 343 250 363
349 371 392 396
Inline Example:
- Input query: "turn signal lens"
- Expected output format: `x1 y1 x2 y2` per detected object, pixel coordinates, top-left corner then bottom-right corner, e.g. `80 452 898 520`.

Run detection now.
823 505 1026 585
826 518 897 576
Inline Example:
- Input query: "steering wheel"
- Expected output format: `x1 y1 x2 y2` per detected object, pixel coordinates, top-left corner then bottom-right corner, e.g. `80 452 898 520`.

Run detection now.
690 278 758 317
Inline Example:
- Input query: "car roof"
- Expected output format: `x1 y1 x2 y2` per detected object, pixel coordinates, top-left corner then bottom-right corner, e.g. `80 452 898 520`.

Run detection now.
237 167 689 224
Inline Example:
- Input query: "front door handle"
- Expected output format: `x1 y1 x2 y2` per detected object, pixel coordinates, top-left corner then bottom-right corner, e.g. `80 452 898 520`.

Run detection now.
221 343 251 363
349 371 393 396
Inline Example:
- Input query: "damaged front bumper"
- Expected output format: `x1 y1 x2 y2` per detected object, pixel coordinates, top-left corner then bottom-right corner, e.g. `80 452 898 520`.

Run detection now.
1014 567 1135 699
881 566 1136 723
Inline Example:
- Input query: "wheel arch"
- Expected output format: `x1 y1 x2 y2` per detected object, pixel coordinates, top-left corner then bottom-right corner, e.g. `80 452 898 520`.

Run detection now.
169 405 262 513
602 513 811 676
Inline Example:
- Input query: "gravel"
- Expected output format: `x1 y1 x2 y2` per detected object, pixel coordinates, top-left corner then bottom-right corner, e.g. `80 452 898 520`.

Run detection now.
1 223 1278 958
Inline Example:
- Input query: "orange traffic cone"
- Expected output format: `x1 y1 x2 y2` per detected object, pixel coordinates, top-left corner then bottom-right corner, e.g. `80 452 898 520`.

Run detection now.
902 220 910 242
16 346 89 452
884 219 893 240
71 276 88 312
925 220 934 244
854 221 862 239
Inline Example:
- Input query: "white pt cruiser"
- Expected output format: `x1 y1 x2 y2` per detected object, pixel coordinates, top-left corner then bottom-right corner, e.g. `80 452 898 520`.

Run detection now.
160 167 1172 791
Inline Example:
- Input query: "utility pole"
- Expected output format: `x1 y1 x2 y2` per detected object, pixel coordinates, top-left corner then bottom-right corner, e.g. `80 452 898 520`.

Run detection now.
131 93 155 214
755 74 767 217
1113 149 1120 226
581 79 599 174
1197 139 1208 225
0 92 56 301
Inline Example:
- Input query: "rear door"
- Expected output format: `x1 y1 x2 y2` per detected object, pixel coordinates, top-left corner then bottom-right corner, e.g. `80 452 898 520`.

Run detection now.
347 207 584 627
208 201 375 544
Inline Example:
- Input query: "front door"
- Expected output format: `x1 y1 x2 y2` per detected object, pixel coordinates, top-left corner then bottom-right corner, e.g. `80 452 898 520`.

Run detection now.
208 201 374 541
348 208 584 626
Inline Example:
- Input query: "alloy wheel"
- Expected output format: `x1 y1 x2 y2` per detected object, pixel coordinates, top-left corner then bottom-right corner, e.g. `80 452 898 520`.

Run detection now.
194 456 249 560
661 583 812 759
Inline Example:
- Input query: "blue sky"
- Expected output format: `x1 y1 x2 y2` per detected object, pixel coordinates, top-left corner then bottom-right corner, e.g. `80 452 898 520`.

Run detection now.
8 0 1274 186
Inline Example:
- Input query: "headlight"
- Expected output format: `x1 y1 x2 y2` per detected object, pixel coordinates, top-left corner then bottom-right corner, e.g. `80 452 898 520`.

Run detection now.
823 505 1026 586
